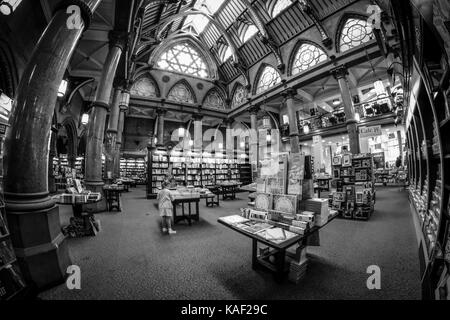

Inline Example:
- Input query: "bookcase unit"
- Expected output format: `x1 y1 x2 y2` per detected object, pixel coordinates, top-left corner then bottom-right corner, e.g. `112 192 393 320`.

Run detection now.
0 132 26 300
146 148 249 199
396 1 450 298
119 157 147 184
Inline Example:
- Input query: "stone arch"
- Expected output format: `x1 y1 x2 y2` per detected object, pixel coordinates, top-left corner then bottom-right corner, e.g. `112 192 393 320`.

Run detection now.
252 63 282 95
130 71 161 98
0 39 19 98
287 39 329 76
335 13 372 53
166 79 197 104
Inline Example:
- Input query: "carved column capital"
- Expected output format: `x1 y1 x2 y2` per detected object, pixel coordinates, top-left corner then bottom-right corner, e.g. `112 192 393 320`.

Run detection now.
281 88 297 100
248 105 260 116
109 31 128 51
331 66 348 80
156 108 167 116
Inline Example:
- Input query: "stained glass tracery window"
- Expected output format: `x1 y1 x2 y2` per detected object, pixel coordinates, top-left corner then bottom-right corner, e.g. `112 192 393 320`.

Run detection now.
130 77 158 98
204 90 226 109
271 0 292 18
292 43 327 75
242 24 259 43
339 18 373 52
256 66 281 94
231 85 247 109
167 83 195 104
156 43 209 78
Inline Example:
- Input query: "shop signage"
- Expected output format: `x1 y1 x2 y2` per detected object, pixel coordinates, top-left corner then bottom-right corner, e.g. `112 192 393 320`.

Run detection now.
359 126 382 138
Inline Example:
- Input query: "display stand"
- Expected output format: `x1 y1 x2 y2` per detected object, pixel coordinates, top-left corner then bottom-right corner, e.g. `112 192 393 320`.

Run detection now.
330 153 376 220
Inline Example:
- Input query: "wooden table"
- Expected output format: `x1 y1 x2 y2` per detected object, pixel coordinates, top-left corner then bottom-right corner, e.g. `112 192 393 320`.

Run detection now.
103 186 126 212
219 184 240 200
55 196 102 238
172 197 200 226
218 213 338 282
202 190 220 207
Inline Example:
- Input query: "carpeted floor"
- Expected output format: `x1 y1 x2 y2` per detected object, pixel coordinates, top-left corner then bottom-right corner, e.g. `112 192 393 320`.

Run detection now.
39 186 421 300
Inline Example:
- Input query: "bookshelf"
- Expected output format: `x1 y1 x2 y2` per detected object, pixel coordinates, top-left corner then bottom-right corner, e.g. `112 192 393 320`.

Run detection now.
146 148 250 199
119 157 147 184
0 133 26 300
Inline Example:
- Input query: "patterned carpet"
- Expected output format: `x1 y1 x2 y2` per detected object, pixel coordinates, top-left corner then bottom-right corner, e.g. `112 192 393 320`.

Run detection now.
39 186 421 300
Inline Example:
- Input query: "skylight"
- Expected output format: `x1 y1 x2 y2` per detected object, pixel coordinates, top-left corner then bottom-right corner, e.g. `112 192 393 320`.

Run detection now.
183 0 226 35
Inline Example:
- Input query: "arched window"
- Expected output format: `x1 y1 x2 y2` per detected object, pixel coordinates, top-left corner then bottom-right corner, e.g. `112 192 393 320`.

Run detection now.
167 82 195 104
292 43 327 75
222 46 232 62
271 0 292 18
339 18 373 52
203 89 226 110
231 84 247 109
130 76 158 98
156 43 209 78
256 66 281 94
241 24 259 43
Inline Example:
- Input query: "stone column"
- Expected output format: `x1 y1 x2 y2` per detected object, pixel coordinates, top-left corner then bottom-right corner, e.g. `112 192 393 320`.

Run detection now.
114 89 129 178
283 89 300 154
48 124 58 194
3 0 102 290
332 66 360 154
155 108 166 147
249 106 260 179
312 135 323 174
85 34 125 212
192 113 203 154
104 88 121 179
224 118 234 161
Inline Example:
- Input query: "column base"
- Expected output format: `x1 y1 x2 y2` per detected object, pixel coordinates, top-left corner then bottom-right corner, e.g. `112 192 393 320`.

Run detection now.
83 181 107 213
5 196 72 291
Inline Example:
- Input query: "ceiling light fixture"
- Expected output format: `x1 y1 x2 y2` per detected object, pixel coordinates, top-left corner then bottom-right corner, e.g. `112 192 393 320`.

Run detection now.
81 113 89 125
58 79 68 98
0 0 22 15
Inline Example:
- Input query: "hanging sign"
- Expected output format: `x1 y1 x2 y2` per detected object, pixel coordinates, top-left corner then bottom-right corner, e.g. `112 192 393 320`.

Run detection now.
359 125 382 138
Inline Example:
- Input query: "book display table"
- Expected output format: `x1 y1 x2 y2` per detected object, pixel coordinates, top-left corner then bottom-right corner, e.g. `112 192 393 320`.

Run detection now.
169 189 201 226
219 211 338 282
54 193 102 238
103 185 126 212
218 183 241 200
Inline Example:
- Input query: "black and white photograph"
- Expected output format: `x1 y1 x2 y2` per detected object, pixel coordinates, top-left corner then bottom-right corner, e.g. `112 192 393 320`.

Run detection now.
0 0 450 311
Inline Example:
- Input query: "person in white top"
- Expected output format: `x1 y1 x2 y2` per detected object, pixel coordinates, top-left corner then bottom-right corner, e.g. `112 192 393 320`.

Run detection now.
157 181 176 234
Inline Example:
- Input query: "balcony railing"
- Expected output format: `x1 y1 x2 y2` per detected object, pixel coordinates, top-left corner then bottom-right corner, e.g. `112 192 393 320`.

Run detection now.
297 96 396 135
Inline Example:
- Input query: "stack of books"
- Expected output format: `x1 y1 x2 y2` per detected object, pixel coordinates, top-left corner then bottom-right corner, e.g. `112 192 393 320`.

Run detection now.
289 260 309 284
300 199 330 226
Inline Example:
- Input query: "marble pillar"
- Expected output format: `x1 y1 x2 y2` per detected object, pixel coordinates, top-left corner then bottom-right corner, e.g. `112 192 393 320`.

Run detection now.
249 105 259 179
333 67 360 154
114 90 129 178
3 0 102 290
85 35 125 212
283 89 301 154
155 108 166 147
105 88 121 179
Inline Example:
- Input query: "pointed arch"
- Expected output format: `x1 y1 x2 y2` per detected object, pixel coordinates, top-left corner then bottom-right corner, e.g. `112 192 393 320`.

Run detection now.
288 40 328 76
253 63 282 95
202 88 227 110
230 82 248 109
166 79 197 104
150 35 218 80
238 22 259 44
130 72 160 98
336 14 373 53
267 0 293 18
